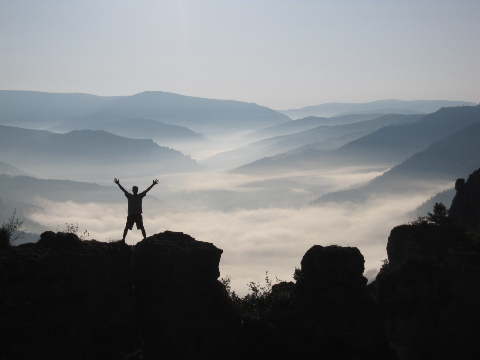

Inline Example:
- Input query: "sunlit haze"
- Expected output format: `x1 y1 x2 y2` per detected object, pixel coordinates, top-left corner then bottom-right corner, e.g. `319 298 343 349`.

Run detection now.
1 0 479 109
1 1 480 295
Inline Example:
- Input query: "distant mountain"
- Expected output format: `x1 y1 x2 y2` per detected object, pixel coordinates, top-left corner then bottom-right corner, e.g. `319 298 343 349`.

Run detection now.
210 114 421 170
0 90 290 135
0 126 198 179
280 99 476 119
245 113 385 140
0 174 118 235
408 188 456 219
78 91 290 134
52 117 207 144
234 105 480 175
0 161 29 176
0 173 118 205
314 120 480 204
264 114 422 153
0 90 119 129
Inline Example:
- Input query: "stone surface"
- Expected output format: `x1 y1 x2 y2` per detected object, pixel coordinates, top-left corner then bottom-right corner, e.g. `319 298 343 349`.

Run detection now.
387 223 469 268
449 167 480 230
0 230 234 360
377 223 480 360
134 231 237 360
294 245 393 360
0 233 139 360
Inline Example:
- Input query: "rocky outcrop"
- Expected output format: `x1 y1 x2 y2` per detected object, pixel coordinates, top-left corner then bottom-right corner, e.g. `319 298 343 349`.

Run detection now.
134 231 237 359
0 232 139 360
0 231 232 360
376 222 480 360
449 168 480 230
294 245 393 360
3 176 480 360
386 223 469 268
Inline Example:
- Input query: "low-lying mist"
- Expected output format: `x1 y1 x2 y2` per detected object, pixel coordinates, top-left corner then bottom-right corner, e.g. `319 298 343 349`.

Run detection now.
22 167 451 295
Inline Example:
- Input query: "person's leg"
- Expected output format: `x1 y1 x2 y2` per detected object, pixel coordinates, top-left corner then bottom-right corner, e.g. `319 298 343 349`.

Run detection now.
124 215 134 242
136 215 146 240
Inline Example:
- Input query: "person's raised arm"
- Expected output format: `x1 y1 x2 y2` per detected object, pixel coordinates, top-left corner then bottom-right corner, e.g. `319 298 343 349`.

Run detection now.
114 178 128 195
144 179 159 194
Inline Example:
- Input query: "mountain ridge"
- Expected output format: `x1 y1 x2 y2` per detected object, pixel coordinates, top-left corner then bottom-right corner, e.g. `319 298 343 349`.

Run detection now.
280 99 477 119
314 120 480 204
234 105 480 175
0 90 291 135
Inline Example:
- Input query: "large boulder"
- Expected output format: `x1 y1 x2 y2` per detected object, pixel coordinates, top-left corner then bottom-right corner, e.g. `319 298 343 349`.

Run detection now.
386 223 469 268
449 168 480 231
0 236 140 360
0 230 237 360
294 245 392 360
134 231 237 359
377 223 480 360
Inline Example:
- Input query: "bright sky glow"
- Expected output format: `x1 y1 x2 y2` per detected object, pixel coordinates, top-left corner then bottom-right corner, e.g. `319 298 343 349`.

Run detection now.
1 0 479 109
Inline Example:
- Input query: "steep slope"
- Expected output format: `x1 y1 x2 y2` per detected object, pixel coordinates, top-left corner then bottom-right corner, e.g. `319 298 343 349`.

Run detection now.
267 114 422 153
314 121 480 204
234 105 480 175
245 113 384 140
210 114 420 170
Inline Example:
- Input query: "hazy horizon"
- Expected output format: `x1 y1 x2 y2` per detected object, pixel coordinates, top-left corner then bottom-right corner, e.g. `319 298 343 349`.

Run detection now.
2 0 479 294
1 1 479 109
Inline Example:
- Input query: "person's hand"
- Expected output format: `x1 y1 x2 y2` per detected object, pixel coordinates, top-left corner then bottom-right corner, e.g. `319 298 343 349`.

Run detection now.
153 179 159 185
114 178 120 184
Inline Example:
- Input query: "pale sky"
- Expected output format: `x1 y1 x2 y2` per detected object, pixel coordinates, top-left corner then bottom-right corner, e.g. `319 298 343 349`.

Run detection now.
1 0 479 109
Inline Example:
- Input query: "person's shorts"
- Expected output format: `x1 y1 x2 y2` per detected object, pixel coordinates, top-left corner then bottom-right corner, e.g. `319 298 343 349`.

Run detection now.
126 214 144 230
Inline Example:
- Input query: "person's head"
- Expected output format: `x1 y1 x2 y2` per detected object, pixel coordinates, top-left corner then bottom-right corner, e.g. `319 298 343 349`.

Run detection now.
132 186 138 194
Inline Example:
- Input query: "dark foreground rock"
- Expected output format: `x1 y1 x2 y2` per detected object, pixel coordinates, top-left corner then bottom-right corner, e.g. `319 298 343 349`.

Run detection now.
293 245 394 359
449 168 480 231
3 168 480 360
0 231 233 360
372 168 480 359
0 234 139 360
134 231 237 359
374 222 480 360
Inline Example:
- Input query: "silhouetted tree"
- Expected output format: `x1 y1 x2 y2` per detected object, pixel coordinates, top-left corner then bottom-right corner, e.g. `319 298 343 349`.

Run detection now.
427 202 450 225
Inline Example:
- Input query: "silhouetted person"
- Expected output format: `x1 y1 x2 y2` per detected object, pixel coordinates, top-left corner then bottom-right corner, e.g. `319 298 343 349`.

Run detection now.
114 178 158 242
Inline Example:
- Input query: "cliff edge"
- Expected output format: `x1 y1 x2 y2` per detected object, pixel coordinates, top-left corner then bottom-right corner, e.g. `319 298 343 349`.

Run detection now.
2 168 480 359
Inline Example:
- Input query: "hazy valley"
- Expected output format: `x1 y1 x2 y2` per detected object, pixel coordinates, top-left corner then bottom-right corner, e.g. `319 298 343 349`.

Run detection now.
1 91 478 293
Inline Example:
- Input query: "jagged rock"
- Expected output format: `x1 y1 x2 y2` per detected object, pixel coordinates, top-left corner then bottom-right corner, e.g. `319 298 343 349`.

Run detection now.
0 230 237 360
0 239 139 360
0 227 9 248
387 223 469 268
134 231 237 360
271 280 295 296
296 245 367 294
37 230 82 248
377 223 480 360
449 168 480 230
294 245 393 360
